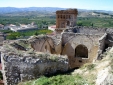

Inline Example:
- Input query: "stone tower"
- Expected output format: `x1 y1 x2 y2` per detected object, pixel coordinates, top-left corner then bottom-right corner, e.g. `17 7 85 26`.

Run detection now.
56 9 78 29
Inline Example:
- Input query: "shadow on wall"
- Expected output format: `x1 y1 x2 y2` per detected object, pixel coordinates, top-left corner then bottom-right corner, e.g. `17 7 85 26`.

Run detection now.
75 44 88 58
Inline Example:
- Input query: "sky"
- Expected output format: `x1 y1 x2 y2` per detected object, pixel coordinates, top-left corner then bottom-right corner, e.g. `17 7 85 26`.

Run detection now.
0 0 113 11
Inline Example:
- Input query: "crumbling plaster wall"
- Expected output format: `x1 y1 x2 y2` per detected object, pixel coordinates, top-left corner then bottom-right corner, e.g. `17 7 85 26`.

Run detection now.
30 35 62 55
53 42 62 54
61 32 104 68
30 36 62 54
30 37 53 53
1 53 69 85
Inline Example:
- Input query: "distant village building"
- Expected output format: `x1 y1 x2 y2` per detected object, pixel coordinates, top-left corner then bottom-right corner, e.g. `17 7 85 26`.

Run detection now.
9 23 38 32
48 25 56 31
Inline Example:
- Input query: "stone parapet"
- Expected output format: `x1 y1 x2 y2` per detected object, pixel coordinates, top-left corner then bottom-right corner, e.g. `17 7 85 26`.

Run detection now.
56 9 78 15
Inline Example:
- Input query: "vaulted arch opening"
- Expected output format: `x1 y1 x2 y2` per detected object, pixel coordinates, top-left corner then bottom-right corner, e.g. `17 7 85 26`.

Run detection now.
75 45 88 58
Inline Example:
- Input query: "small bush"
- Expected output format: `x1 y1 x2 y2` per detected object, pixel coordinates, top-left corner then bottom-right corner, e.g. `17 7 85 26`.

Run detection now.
87 64 95 70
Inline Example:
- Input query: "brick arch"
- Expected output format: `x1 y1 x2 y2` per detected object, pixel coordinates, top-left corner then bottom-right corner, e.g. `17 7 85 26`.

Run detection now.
75 44 88 58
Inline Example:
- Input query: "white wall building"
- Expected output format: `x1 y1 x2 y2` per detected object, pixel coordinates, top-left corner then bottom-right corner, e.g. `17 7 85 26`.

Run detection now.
9 24 38 32
48 25 56 31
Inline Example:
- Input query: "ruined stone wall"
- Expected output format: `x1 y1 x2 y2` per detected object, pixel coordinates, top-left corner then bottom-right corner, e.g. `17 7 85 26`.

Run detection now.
61 32 104 68
64 26 108 34
103 28 113 50
53 41 62 54
1 53 69 85
75 26 107 34
30 36 54 53
97 33 107 59
30 35 62 55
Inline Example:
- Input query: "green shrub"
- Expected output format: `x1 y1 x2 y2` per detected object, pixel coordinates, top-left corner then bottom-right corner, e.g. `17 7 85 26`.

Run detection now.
87 64 95 70
5 29 52 40
81 63 96 71
18 74 90 85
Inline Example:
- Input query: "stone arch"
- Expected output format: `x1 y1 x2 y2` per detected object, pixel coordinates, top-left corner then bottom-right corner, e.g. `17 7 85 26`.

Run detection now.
75 44 88 58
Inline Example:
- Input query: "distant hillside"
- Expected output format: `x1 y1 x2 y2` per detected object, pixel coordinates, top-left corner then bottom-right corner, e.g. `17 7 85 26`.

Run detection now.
78 11 113 17
0 7 113 18
0 7 66 14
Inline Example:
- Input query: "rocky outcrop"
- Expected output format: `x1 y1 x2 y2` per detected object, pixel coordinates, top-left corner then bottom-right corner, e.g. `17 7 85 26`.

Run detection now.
95 47 113 85
1 52 69 85
96 67 113 85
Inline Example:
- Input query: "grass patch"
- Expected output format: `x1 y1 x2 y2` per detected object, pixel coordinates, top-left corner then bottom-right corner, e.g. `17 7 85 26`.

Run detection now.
17 39 31 50
18 74 90 85
80 63 96 71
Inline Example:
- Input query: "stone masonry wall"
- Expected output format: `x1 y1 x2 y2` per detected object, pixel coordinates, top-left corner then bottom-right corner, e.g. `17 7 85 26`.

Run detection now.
97 33 107 59
61 32 104 68
64 26 113 34
1 53 69 85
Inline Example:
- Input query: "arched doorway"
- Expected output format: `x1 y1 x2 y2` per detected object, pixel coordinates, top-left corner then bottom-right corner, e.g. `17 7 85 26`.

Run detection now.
75 45 88 58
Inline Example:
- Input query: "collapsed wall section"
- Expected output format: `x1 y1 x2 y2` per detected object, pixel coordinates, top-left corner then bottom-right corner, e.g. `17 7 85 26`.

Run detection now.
1 53 69 85
105 32 113 48
29 35 62 54
97 33 107 59
64 26 107 34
